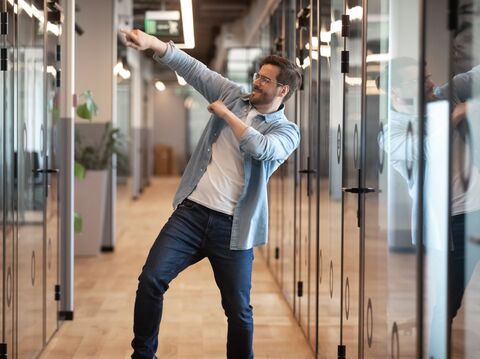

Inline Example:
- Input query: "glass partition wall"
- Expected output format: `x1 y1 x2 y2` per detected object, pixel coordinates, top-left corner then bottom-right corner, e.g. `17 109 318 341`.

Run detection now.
264 0 480 358
0 0 64 356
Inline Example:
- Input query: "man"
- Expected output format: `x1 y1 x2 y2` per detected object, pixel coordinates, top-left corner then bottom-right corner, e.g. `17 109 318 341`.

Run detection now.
120 28 302 359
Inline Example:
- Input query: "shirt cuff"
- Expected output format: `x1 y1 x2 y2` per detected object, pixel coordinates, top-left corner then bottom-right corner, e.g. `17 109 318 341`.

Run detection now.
152 41 175 64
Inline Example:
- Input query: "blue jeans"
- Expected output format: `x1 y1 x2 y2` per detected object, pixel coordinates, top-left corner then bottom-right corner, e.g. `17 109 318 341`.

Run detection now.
131 199 254 359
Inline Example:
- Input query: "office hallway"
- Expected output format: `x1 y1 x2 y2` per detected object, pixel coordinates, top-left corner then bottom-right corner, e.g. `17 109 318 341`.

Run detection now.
40 177 314 359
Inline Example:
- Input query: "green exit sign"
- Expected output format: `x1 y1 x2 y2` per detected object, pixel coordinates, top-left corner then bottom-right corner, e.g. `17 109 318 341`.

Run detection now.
145 11 183 37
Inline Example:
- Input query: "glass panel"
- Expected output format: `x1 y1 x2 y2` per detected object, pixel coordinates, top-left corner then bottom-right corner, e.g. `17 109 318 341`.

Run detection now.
423 0 450 357
449 1 480 357
317 0 334 354
4 2 16 356
45 14 61 342
363 0 420 357
16 0 45 356
308 0 320 352
295 0 312 338
342 0 363 355
0 0 4 347
279 0 297 311
316 0 344 356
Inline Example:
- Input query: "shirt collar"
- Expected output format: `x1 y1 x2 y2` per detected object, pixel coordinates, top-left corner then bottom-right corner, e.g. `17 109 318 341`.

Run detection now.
241 93 285 123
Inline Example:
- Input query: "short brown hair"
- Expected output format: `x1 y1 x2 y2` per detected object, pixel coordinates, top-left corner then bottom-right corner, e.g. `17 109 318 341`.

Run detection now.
259 55 302 101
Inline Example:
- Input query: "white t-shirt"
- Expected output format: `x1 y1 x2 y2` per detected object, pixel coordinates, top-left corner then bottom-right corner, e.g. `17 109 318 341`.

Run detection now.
451 126 480 215
188 108 259 215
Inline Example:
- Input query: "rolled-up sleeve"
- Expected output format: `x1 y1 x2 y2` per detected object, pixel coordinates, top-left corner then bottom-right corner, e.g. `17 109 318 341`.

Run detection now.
239 122 300 161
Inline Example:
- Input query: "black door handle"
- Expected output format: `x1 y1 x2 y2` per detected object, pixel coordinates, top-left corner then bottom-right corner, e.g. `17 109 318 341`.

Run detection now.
298 169 317 174
342 187 375 194
33 168 59 174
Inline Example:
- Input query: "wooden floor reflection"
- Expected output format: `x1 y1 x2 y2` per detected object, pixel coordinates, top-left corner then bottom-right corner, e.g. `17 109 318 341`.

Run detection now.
40 177 314 359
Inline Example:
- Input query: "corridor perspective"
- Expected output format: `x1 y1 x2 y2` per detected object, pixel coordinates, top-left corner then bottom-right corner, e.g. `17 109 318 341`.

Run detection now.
2 0 480 358
38 178 314 359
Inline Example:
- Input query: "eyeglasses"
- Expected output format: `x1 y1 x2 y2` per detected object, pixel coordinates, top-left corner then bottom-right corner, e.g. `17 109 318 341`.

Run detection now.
253 72 285 87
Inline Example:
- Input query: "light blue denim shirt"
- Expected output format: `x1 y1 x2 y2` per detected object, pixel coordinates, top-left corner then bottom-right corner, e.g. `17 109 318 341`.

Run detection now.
153 42 300 250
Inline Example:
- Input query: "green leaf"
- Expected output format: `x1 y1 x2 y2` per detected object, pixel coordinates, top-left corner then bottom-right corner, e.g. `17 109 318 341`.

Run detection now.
74 212 83 233
76 103 93 120
74 161 86 179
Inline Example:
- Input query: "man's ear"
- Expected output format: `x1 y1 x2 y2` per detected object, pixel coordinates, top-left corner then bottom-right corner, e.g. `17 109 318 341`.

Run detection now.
279 85 290 98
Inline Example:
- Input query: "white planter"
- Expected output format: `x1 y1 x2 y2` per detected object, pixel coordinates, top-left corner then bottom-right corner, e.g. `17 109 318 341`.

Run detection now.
74 170 108 256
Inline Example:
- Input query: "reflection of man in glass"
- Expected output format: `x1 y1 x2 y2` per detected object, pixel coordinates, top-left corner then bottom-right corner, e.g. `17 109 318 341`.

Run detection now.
377 58 480 352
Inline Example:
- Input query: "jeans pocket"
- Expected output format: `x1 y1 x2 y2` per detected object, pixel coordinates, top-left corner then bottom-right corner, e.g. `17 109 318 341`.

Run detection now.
179 199 196 209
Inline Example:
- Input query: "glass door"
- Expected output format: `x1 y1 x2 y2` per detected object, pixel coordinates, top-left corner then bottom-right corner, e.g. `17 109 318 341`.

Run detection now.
362 0 421 358
316 0 344 356
340 1 363 356
281 0 297 310
44 1 61 342
444 0 480 357
459 0 480 353
16 0 45 356
3 1 15 357
422 0 451 357
295 0 312 339
308 0 320 352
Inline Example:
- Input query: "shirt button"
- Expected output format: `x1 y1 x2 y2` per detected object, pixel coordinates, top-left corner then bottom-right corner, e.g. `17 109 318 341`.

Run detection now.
207 148 210 152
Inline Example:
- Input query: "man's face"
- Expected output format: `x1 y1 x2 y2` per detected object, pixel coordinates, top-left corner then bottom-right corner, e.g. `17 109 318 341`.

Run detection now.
249 64 285 106
392 65 437 114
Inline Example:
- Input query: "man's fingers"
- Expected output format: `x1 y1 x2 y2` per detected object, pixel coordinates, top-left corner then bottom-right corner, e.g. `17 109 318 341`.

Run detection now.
126 41 141 50
119 28 141 46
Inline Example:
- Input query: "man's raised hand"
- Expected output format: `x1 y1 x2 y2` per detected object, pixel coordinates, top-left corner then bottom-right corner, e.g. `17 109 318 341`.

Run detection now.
119 29 152 51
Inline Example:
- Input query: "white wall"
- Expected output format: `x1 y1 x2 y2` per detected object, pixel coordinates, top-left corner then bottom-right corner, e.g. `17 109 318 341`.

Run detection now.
154 87 187 173
75 0 115 123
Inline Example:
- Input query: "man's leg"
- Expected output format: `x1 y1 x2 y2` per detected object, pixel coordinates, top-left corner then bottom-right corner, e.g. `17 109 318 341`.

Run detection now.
131 201 206 359
205 212 254 359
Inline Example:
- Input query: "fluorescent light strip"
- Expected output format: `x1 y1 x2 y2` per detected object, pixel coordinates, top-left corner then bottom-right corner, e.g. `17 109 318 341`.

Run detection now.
31 4 44 22
19 0 33 17
347 6 363 20
179 0 195 49
330 20 342 34
320 46 331 58
7 0 17 14
47 22 62 36
320 31 331 43
366 53 390 63
46 65 57 77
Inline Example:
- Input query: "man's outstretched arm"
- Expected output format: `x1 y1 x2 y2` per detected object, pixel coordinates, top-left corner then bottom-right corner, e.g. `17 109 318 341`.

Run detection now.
120 29 241 104
120 28 167 55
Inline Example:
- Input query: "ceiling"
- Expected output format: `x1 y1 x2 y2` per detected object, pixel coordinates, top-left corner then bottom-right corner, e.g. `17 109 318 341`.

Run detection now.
132 0 253 69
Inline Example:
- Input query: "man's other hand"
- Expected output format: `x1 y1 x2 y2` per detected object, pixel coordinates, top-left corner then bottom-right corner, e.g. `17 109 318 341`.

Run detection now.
208 100 230 119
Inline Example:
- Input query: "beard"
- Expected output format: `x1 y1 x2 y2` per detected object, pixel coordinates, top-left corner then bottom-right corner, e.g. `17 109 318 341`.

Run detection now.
249 86 275 106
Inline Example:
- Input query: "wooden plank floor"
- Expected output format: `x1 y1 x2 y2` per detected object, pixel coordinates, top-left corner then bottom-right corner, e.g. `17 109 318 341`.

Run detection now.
40 177 315 359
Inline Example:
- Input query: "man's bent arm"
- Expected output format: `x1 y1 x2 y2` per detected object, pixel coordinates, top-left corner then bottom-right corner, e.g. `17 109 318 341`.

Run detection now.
239 124 300 162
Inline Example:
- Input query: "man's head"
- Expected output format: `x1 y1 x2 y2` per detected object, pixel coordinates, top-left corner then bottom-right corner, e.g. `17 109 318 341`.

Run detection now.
249 55 302 107
376 57 436 114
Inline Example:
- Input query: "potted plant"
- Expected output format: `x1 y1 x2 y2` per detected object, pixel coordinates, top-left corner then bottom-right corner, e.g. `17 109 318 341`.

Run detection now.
74 92 126 255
